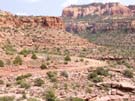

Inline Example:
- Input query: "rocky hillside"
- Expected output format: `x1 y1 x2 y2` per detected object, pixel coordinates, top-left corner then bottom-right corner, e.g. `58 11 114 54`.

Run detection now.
0 9 135 101
0 10 98 62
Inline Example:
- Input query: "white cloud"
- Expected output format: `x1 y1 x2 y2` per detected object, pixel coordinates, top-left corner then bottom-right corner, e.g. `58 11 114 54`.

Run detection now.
15 12 28 16
18 0 41 3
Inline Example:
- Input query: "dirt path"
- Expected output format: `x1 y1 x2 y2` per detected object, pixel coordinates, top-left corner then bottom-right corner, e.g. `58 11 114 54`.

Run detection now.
0 56 108 77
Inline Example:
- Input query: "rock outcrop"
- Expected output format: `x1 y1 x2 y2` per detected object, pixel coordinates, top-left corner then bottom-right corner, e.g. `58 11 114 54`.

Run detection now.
65 19 135 33
128 5 135 15
62 2 132 18
0 12 65 30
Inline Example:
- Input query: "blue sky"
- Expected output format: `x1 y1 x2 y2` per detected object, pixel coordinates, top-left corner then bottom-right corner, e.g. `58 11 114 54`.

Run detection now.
0 0 135 16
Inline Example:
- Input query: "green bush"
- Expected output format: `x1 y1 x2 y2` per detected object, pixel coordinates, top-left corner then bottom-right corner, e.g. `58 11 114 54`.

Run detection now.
17 80 30 89
40 64 47 70
88 72 103 83
47 71 57 82
123 69 134 78
16 73 32 81
27 98 38 101
92 76 103 83
13 56 22 65
70 97 84 101
95 67 109 76
88 72 98 80
0 60 4 67
34 78 44 87
0 96 14 101
3 43 16 55
0 80 4 85
64 55 71 61
20 49 31 57
31 53 37 60
45 90 57 101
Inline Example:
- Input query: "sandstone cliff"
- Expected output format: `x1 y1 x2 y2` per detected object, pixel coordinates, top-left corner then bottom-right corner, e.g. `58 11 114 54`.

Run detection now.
128 5 135 15
65 19 135 34
62 3 132 18
0 12 65 30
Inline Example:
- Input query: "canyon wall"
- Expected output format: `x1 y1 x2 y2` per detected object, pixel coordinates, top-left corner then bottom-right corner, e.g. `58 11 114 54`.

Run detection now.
62 3 133 18
0 11 65 30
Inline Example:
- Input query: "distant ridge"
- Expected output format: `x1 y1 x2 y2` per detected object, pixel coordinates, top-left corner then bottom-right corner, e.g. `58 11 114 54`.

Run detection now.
62 2 135 18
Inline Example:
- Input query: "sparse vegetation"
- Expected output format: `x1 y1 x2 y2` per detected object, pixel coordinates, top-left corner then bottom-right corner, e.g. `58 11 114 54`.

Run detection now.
88 69 104 83
69 97 84 101
47 71 58 82
95 67 109 76
0 96 14 101
44 90 57 101
17 80 30 89
0 7 135 101
31 53 37 60
34 78 44 87
0 80 4 85
27 98 39 101
0 60 4 67
40 63 47 69
3 43 16 55
123 69 134 78
13 56 22 65
20 49 31 57
16 73 32 81
64 55 71 61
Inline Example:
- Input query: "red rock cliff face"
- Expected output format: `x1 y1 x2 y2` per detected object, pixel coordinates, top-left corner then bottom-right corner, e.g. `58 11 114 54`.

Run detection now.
0 12 65 30
62 3 132 18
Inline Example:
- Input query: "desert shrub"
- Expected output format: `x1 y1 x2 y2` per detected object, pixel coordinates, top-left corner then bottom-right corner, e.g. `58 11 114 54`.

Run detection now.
92 76 103 83
17 80 30 89
64 55 71 61
3 43 16 55
123 69 133 78
60 71 68 78
64 83 68 90
47 71 57 82
88 72 98 80
80 58 84 62
45 90 57 101
31 53 37 60
116 60 125 65
34 78 44 87
64 61 68 64
40 64 47 70
19 49 31 57
13 56 22 65
0 80 4 85
95 67 109 76
0 60 4 67
0 96 14 101
123 62 133 69
16 73 32 81
70 97 84 101
27 98 38 101
88 72 103 83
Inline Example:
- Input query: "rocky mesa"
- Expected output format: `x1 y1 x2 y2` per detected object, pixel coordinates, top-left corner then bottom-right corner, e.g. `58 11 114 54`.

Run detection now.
62 2 133 18
0 11 65 30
